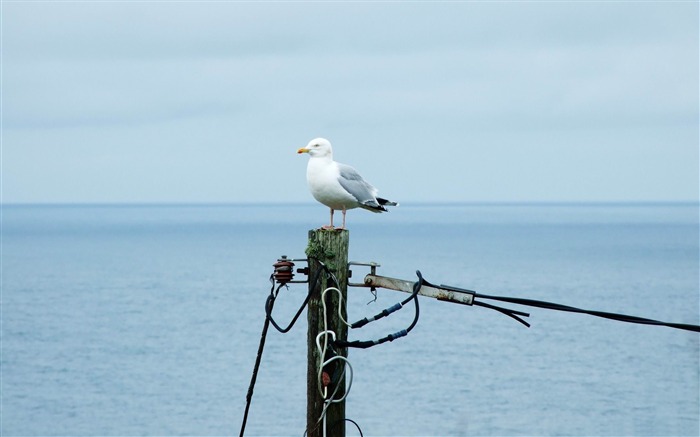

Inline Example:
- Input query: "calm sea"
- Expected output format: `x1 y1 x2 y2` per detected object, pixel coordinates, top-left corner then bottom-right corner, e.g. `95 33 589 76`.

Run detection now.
2 203 699 436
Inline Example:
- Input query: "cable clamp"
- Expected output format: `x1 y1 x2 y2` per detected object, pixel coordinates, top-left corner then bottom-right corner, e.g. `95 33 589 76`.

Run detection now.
348 261 381 287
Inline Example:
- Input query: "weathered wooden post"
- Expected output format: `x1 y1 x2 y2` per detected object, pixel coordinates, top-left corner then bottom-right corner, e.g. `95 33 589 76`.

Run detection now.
306 229 349 437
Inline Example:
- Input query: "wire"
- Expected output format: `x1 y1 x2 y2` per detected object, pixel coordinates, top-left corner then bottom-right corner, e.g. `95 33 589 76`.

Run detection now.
317 287 351 398
241 259 336 436
335 270 422 349
318 289 353 399
322 287 352 329
432 279 700 333
477 292 700 332
239 276 279 437
341 418 364 436
266 262 329 333
473 300 531 327
315 286 354 437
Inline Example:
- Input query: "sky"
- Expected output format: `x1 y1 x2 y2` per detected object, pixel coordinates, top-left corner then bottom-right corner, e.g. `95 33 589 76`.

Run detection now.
2 1 698 204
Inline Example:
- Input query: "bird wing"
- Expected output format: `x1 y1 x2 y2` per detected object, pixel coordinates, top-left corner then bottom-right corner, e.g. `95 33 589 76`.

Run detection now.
336 163 379 205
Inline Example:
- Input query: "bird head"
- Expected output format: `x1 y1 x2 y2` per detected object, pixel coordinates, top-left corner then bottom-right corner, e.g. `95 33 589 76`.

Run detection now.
297 138 332 158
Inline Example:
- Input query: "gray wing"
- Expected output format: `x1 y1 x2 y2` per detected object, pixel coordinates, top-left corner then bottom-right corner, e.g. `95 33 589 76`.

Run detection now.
337 163 379 204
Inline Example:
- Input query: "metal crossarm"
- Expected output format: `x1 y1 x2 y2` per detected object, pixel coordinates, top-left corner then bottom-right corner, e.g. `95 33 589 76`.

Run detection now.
363 274 475 306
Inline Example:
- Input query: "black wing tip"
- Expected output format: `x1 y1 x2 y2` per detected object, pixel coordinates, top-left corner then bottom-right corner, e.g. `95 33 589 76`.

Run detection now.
377 197 399 207
360 202 388 213
360 198 398 212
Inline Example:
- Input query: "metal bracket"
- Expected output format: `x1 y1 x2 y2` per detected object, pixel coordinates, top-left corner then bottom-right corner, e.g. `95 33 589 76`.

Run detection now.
363 274 475 306
288 258 310 283
347 261 381 287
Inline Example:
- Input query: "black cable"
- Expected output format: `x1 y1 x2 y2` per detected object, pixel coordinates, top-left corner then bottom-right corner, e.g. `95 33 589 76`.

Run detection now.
405 270 423 333
239 277 279 437
349 271 422 329
473 300 531 327
241 259 337 436
350 302 403 329
434 278 699 333
475 292 700 332
267 267 320 333
329 418 364 436
428 280 531 327
346 418 364 437
335 270 422 349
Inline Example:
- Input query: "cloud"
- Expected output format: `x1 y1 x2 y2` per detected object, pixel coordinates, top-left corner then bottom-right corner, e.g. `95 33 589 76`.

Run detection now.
6 2 696 129
3 1 698 203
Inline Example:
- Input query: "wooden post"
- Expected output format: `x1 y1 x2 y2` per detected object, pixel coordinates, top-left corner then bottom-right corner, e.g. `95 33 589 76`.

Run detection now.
306 229 349 437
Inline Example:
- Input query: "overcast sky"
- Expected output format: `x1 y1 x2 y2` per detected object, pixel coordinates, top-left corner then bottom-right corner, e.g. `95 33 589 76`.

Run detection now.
2 1 698 204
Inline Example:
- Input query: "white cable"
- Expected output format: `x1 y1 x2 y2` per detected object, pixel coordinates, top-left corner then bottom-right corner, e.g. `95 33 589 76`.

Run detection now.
317 287 350 397
321 287 351 327
318 357 354 437
315 287 354 436
315 330 335 398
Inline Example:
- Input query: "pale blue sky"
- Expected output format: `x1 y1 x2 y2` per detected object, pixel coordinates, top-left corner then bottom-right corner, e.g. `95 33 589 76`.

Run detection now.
2 1 698 204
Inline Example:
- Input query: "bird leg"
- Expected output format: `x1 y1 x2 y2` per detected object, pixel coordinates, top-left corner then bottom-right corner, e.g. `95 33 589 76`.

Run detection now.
321 208 335 230
338 207 347 230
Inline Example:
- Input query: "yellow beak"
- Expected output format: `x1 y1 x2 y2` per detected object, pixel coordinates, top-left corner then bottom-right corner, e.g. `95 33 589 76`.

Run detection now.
297 147 310 154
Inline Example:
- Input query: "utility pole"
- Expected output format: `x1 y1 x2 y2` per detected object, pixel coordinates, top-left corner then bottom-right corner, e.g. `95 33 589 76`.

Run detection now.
306 229 349 437
242 226 700 437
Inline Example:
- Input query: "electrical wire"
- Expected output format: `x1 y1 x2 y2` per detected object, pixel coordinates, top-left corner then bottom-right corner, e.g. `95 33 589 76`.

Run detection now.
322 287 351 329
334 270 423 349
340 418 364 436
315 286 354 437
239 276 279 437
477 291 700 332
246 257 698 436
241 259 336 436
266 261 329 333
317 287 351 397
432 279 700 332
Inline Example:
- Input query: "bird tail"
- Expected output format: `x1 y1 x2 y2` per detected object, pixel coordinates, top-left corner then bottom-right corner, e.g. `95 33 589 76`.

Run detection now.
377 197 399 207
360 198 399 213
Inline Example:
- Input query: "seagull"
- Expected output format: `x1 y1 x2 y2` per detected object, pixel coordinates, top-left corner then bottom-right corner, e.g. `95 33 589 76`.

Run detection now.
297 138 398 230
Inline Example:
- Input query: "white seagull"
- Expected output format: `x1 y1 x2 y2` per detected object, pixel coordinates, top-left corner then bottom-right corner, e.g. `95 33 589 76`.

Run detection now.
297 138 398 230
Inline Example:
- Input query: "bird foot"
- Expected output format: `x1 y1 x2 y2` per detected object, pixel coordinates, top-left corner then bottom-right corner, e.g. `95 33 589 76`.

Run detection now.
320 225 345 231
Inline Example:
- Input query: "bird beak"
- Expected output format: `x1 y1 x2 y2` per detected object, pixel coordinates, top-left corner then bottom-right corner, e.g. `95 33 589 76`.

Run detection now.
297 147 310 154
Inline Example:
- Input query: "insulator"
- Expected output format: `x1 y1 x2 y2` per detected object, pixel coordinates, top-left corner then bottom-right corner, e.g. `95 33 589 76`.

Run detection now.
273 256 295 284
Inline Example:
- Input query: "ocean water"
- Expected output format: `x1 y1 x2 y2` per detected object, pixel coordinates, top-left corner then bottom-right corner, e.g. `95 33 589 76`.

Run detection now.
2 203 699 436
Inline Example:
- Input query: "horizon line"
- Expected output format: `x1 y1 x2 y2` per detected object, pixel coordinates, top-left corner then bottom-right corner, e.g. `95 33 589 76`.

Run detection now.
2 200 698 208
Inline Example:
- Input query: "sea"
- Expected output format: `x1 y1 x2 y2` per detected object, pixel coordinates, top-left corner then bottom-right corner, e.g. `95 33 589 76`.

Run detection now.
2 203 699 436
